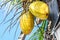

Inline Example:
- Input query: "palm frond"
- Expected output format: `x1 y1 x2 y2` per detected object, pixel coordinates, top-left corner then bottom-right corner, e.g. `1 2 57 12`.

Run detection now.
14 22 19 40
1 18 17 37
8 7 22 32
29 20 48 40
3 9 22 24
1 9 24 36
0 1 22 24
0 0 10 9
0 1 11 24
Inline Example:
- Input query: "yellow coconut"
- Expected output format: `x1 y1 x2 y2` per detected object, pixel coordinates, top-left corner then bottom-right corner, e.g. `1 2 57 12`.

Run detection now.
20 11 34 35
29 1 49 20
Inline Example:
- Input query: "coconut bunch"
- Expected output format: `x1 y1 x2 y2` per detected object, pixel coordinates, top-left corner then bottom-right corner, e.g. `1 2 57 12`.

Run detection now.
20 0 49 35
19 0 50 40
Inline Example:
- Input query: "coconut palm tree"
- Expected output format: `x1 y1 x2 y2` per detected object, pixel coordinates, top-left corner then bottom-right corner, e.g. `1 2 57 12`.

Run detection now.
0 0 58 40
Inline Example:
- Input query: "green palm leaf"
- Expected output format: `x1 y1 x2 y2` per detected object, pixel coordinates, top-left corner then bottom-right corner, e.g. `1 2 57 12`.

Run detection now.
29 20 48 40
